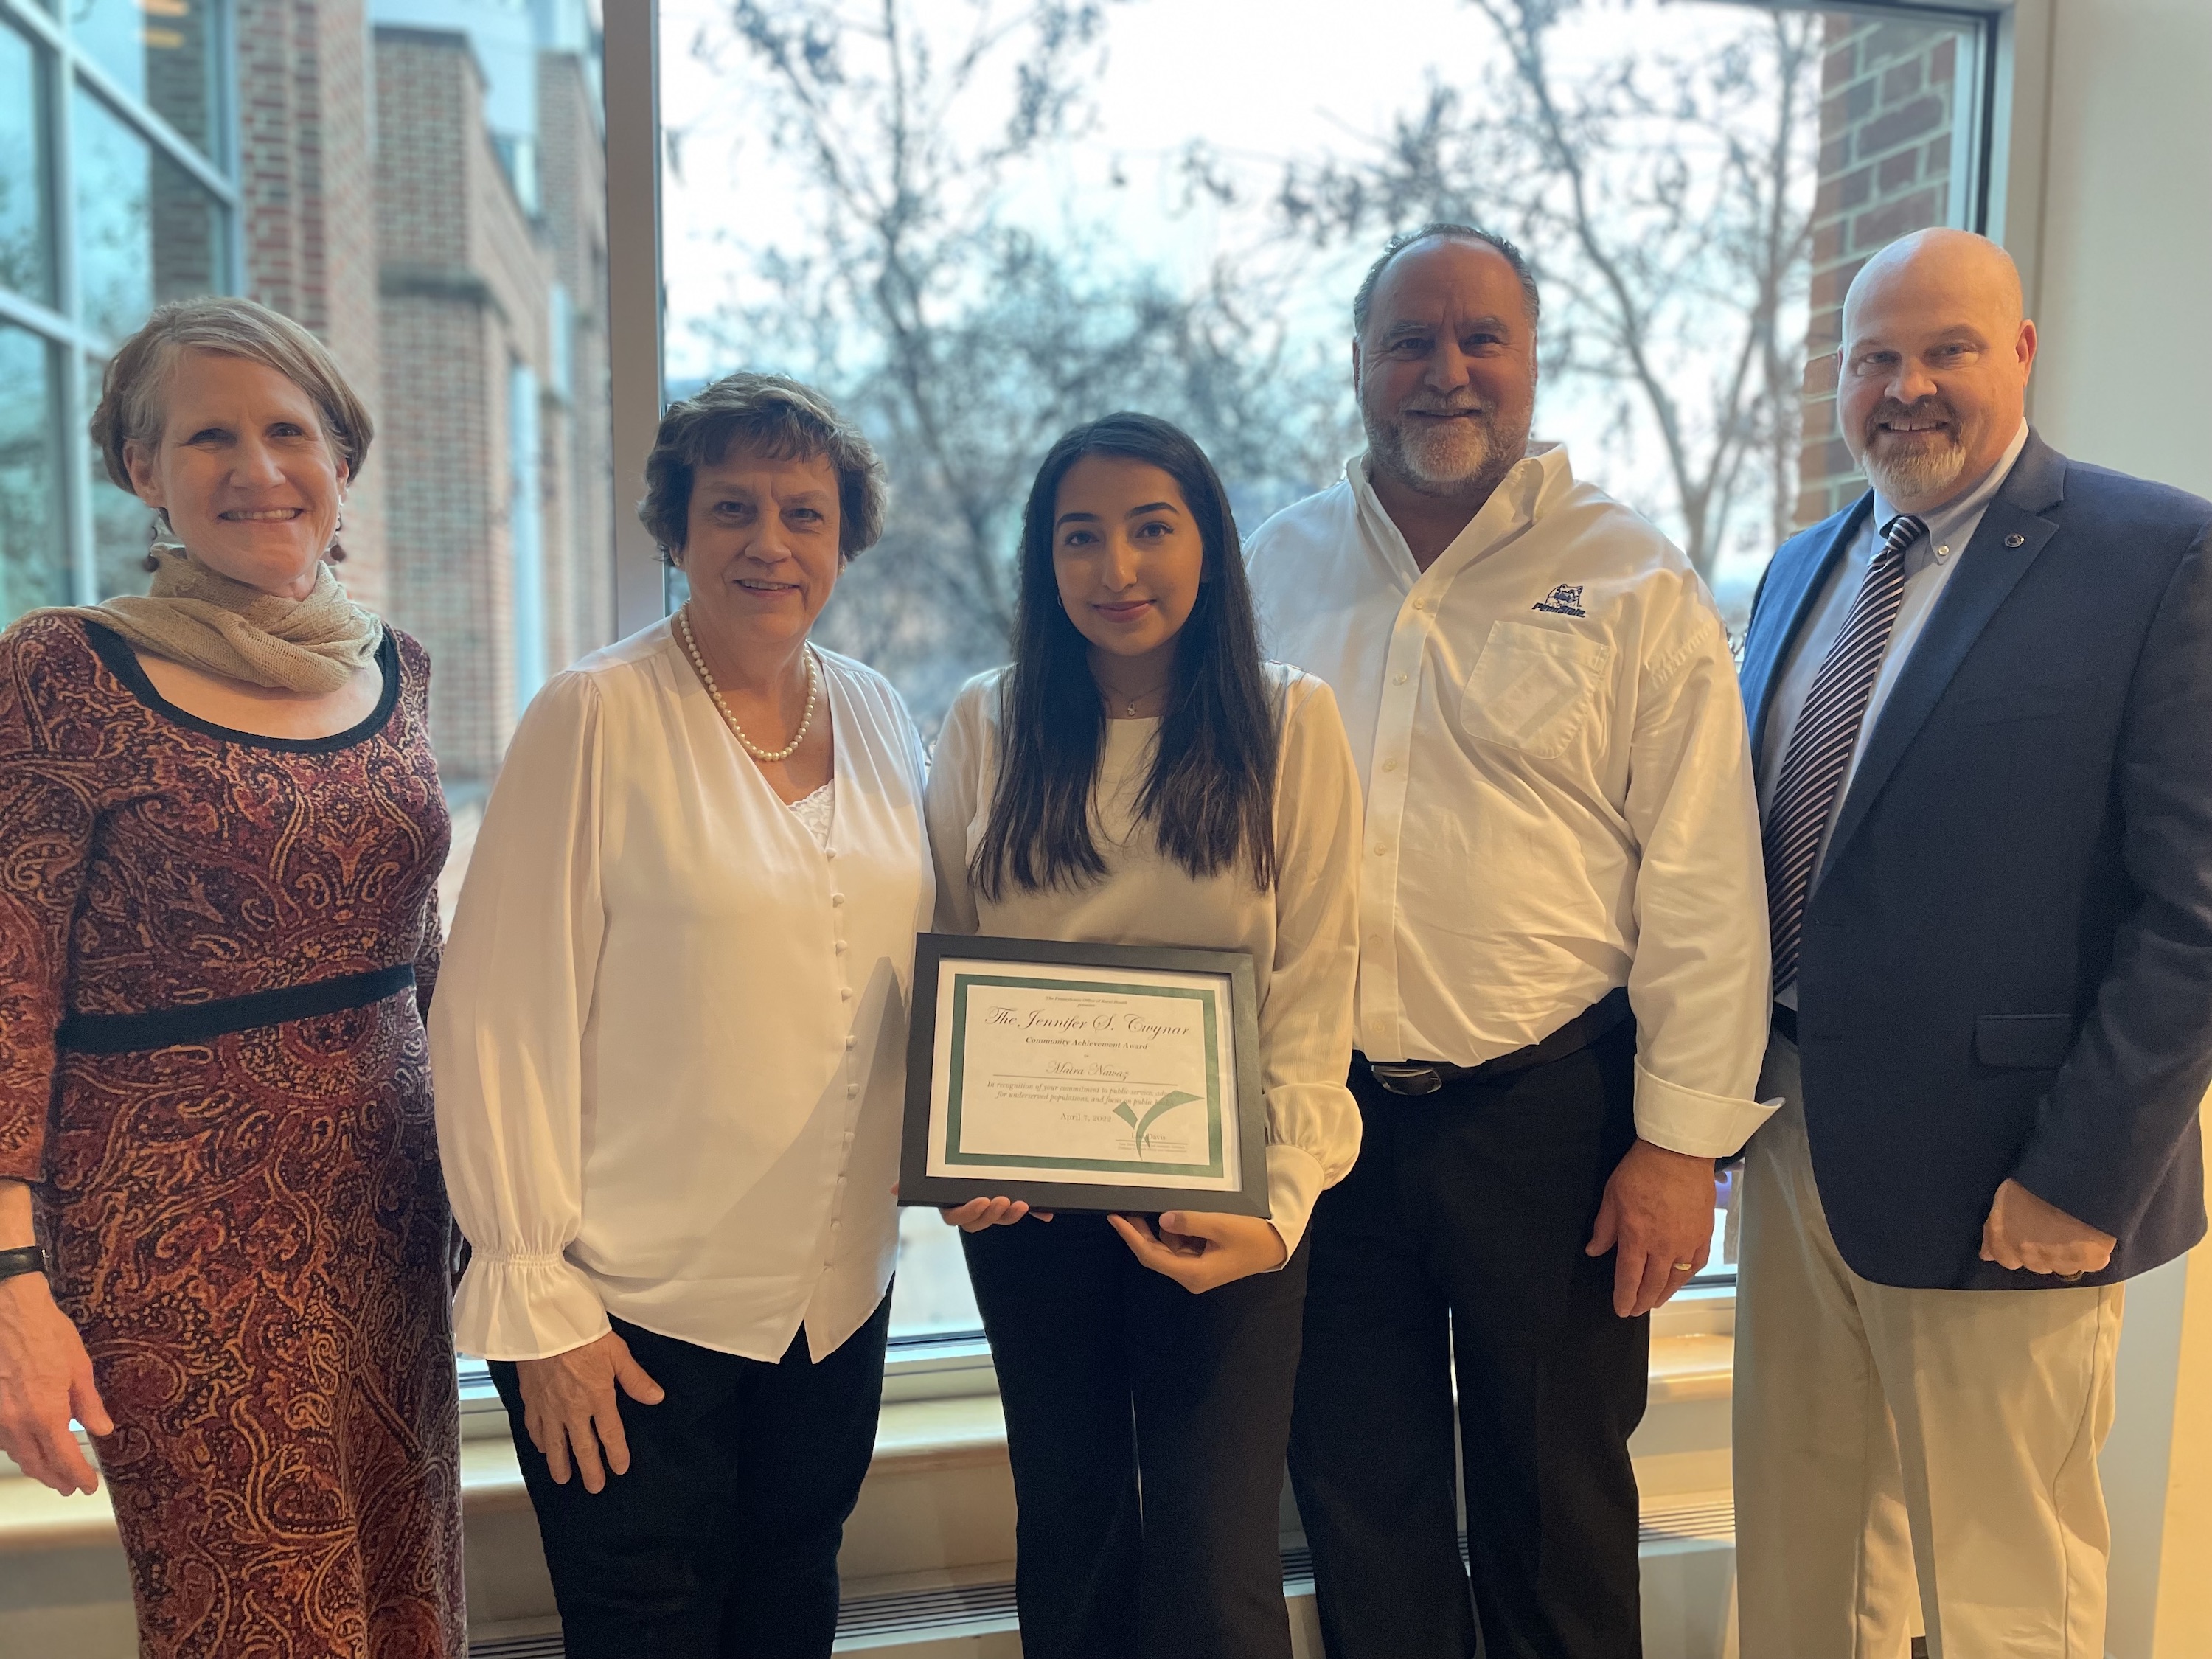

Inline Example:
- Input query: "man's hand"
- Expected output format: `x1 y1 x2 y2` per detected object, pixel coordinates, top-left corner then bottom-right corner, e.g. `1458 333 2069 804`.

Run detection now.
1980 1178 2116 1279
1587 1139 1717 1317
1110 1211 1287 1293
515 1330 665 1493
0 1273 111 1495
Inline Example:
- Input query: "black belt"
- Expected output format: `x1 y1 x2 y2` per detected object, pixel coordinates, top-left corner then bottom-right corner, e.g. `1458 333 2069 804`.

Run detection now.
55 964 417 1055
1771 1001 1798 1045
1360 986 1633 1096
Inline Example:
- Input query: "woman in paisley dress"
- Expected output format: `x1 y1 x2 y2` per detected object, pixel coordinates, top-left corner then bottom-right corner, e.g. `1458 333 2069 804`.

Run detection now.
0 297 462 1658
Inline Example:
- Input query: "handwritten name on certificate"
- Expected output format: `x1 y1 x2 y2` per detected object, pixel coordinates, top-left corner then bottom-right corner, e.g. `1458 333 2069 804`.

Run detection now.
925 959 1245 1192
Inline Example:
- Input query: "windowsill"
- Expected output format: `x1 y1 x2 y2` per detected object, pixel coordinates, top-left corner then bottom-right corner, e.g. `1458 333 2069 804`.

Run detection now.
0 1290 1736 1556
0 1389 1022 1555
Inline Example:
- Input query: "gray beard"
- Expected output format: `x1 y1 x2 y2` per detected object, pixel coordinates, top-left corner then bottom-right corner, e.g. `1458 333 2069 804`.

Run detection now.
1862 435 1968 504
1365 403 1526 504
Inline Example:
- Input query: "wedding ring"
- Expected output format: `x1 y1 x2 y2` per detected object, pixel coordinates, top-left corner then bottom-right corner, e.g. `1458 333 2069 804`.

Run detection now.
1672 1262 1695 1273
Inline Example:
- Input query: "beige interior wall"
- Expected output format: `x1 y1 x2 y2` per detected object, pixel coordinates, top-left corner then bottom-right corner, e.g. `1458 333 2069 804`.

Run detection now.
2010 5 2212 1655
2151 1260 2212 1658
2023 0 2212 496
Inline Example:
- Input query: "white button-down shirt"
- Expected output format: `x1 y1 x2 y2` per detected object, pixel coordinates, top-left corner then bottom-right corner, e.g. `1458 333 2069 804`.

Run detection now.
431 620 934 1362
1247 445 1773 1157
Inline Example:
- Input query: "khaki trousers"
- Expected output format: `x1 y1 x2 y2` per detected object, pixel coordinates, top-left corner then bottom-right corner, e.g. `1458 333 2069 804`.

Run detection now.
1733 1034 2124 1659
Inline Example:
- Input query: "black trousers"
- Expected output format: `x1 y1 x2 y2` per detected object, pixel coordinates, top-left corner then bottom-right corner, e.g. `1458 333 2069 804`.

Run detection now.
1288 1023 1649 1659
489 1295 891 1659
962 1214 1311 1659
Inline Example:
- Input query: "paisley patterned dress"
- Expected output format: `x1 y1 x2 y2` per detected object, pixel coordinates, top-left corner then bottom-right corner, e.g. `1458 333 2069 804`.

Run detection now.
0 616 463 1658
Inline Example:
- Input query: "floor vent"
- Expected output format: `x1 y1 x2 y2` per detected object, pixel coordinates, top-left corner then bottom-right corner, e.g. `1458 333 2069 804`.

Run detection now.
834 1577 1021 1641
1640 1497 1736 1543
469 1638 566 1659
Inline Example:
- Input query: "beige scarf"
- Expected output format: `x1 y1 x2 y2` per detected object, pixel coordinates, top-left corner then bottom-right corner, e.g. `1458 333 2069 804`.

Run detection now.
28 547 383 694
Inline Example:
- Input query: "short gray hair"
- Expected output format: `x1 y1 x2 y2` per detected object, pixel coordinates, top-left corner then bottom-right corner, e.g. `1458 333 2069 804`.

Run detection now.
1352 222 1542 339
89 296 375 490
636 372 888 563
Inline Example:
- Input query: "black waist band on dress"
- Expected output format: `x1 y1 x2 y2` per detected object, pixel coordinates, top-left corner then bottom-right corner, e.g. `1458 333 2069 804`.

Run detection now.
55 964 417 1054
1360 985 1634 1096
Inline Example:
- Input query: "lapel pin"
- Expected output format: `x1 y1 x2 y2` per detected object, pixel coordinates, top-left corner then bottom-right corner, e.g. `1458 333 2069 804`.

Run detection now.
2004 532 2026 548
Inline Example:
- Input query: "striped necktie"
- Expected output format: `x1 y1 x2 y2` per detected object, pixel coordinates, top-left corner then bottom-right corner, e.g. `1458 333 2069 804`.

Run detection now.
1763 512 1927 992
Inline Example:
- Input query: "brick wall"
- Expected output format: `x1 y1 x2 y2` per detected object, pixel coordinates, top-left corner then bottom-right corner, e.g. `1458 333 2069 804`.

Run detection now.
232 0 390 606
1796 14 1966 528
372 24 608 786
221 9 615 786
375 29 514 782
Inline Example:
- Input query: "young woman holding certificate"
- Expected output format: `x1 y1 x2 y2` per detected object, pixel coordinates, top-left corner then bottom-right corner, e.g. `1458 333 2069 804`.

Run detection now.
926 412 1363 1658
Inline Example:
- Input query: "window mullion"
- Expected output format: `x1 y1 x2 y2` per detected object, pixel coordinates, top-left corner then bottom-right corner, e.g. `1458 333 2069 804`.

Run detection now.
0 0 63 55
47 32 94 605
67 60 239 208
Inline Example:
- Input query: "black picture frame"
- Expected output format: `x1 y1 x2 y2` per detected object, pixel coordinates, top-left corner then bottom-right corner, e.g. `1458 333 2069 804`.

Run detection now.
898 933 1269 1217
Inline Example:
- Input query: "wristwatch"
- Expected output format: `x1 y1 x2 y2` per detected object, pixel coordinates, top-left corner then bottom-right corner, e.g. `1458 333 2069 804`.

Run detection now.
0 1245 47 1283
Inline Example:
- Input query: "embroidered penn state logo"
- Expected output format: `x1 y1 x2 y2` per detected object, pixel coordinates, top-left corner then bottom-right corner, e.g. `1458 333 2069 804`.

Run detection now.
1533 583 1586 617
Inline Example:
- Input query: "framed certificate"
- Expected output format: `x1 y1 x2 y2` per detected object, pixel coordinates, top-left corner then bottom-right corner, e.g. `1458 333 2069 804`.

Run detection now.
898 933 1268 1217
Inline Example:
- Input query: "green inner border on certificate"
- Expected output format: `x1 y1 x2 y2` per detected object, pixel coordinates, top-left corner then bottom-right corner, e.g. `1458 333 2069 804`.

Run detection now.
942 973 1226 1177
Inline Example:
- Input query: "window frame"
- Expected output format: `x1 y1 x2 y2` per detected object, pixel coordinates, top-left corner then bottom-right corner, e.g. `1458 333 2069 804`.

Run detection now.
597 0 2013 1387
0 0 240 608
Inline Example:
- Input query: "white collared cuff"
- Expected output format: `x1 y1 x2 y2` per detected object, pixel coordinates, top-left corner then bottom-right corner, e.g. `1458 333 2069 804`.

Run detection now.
453 1251 613 1362
1262 1141 1326 1264
1631 1059 1778 1159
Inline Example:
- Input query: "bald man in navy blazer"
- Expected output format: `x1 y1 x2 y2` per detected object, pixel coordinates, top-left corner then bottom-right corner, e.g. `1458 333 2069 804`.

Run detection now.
1732 228 2212 1659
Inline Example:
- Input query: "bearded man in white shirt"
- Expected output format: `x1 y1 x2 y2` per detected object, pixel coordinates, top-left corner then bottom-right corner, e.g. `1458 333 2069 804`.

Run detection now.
1247 223 1773 1659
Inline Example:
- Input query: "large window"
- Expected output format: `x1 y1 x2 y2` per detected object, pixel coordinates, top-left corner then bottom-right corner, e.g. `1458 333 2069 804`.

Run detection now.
0 0 617 1366
0 0 1992 1358
655 0 1990 1336
0 0 236 609
0 0 616 897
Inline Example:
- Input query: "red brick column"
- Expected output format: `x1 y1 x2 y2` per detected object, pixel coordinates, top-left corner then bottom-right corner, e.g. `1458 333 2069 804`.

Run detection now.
374 30 512 784
1797 16 1966 529
232 0 389 607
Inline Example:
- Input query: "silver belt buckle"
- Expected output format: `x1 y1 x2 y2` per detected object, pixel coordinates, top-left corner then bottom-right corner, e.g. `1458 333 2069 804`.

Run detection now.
1368 1062 1444 1096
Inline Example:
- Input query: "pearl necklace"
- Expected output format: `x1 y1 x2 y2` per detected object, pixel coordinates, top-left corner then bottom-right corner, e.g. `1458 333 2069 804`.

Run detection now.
678 604 820 762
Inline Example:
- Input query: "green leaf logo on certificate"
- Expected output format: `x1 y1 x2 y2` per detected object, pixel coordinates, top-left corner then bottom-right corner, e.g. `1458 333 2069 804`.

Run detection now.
900 935 1269 1217
1113 1091 1203 1157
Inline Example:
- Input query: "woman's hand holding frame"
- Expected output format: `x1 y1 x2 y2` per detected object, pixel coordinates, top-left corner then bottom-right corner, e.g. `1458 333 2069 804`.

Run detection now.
1109 1210 1288 1293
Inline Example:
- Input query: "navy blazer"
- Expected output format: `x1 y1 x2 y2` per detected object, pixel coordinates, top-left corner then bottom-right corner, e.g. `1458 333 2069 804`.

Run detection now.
1741 431 2212 1289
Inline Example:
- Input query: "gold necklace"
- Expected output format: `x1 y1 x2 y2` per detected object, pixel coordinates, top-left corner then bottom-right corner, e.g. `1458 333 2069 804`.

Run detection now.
1108 680 1172 717
678 605 820 762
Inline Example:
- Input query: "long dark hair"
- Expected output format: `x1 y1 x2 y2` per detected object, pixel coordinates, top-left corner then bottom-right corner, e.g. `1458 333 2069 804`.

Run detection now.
974 412 1281 900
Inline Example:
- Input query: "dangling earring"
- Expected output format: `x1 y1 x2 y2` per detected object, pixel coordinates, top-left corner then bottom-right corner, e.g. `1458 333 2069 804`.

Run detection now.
143 509 184 572
326 506 347 565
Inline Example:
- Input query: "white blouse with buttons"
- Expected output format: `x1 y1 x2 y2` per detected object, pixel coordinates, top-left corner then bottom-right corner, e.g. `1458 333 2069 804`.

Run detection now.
431 619 934 1363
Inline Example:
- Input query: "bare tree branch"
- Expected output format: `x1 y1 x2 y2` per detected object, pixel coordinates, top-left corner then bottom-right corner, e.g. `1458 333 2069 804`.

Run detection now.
1271 0 1821 582
687 0 1353 724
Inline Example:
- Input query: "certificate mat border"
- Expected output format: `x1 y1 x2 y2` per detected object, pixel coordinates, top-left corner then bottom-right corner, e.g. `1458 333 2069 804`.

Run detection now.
899 934 1269 1217
944 975 1227 1177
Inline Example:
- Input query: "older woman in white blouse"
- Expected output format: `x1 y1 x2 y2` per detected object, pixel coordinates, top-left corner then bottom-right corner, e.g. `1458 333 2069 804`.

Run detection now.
431 374 932 1658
